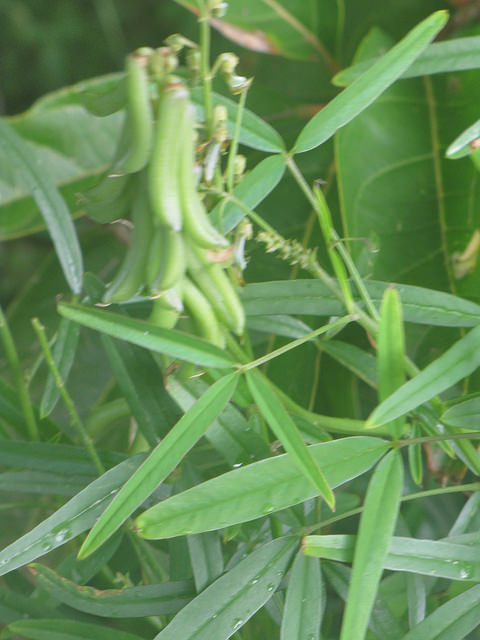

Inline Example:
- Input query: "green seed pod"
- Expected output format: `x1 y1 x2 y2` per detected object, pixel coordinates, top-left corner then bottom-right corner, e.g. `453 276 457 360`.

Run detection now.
178 103 229 248
112 51 154 175
103 176 153 303
148 82 189 231
182 277 226 348
147 226 187 293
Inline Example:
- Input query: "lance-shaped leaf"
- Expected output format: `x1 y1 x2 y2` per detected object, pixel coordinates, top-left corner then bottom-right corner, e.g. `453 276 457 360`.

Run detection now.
153 537 297 640
377 287 406 439
303 534 480 581
294 11 448 153
281 552 323 640
446 118 480 159
5 619 145 640
245 369 334 509
0 455 145 577
401 583 480 640
241 279 480 327
442 397 480 430
135 437 388 540
333 36 480 87
78 373 239 558
192 88 285 153
339 450 403 640
367 325 480 429
58 303 236 369
209 154 286 234
0 118 83 293
28 564 194 617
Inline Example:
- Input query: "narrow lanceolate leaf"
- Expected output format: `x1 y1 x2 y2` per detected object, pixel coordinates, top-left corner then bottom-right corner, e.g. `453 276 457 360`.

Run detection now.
442 397 480 429
191 88 285 153
40 317 80 417
28 564 193 617
0 118 83 293
135 437 388 539
58 303 236 369
446 118 480 159
367 325 480 428
339 450 403 640
303 534 480 581
78 373 239 559
281 552 322 640
6 619 145 640
241 279 480 328
153 537 297 640
245 369 335 509
401 584 480 640
333 36 480 87
294 10 448 152
209 154 286 234
0 455 144 577
377 287 406 439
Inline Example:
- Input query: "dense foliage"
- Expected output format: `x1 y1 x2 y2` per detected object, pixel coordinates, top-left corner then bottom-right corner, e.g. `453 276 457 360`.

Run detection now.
1 1 480 638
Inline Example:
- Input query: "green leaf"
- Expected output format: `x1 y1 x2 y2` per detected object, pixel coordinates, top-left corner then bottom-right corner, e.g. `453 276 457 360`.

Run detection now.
323 562 405 640
245 369 335 509
446 118 480 159
153 537 298 640
377 288 406 439
334 36 480 87
0 440 124 476
401 584 480 640
241 279 480 327
0 588 60 625
192 88 285 153
8 618 143 640
281 552 322 640
28 563 193 617
0 470 89 497
135 437 388 539
40 317 80 417
58 303 236 369
210 155 286 233
168 377 270 467
304 534 480 581
187 531 224 593
101 335 182 446
294 11 448 153
0 118 83 293
339 450 403 640
0 454 144 577
6 619 144 640
367 325 480 428
442 397 480 429
78 373 239 558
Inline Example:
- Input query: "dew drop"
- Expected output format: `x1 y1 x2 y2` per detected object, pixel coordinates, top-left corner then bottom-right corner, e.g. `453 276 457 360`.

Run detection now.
266 583 275 592
232 462 243 468
143 331 150 336
54 528 70 544
250 575 260 585
211 614 218 620
262 504 275 514
232 618 243 632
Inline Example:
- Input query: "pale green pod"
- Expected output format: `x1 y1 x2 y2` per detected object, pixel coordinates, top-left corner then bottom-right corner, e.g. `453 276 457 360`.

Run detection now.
182 277 226 348
148 82 189 230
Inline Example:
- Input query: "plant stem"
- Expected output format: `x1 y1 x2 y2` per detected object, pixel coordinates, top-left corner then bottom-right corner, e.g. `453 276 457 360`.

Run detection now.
31 318 104 475
226 88 248 192
0 304 38 440
302 482 480 535
199 3 213 136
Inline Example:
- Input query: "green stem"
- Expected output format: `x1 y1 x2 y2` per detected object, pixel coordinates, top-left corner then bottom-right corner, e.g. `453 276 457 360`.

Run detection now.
199 4 213 136
0 304 38 440
226 88 248 192
31 318 104 475
238 316 354 373
302 482 480 535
